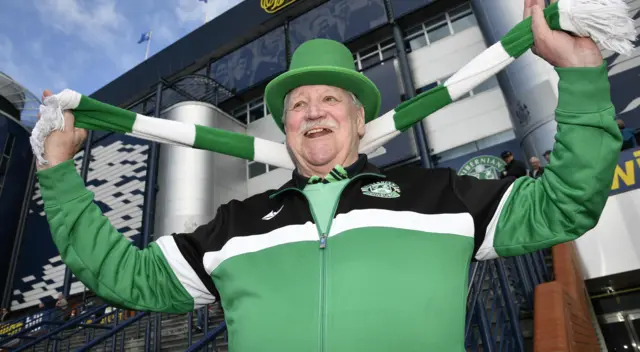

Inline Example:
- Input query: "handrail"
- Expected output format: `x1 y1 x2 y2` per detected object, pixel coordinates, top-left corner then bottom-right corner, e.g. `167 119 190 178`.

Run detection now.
12 303 108 352
185 322 227 352
76 311 149 352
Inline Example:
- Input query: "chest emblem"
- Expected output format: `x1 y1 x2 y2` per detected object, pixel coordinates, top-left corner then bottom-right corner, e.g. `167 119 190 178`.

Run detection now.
457 155 507 180
361 181 401 199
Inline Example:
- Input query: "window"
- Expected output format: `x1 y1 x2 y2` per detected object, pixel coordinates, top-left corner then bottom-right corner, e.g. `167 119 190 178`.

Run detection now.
229 96 271 125
248 98 266 123
450 4 477 33
403 2 479 52
247 161 280 179
232 106 248 124
353 38 397 71
425 15 450 44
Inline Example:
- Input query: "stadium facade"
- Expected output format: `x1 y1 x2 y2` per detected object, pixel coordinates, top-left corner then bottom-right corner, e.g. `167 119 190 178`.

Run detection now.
2 0 640 344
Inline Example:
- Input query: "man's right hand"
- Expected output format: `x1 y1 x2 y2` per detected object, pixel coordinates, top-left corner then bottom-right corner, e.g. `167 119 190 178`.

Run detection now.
37 90 88 171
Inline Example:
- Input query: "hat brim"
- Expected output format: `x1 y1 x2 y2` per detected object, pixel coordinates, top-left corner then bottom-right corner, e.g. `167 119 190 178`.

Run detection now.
265 66 381 133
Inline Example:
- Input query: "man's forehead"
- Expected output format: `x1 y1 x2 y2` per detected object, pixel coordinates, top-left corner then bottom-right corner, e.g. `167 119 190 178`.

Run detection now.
289 85 346 98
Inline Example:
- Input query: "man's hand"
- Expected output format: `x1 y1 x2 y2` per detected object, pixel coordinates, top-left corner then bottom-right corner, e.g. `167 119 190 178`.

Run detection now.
37 90 88 171
525 0 603 68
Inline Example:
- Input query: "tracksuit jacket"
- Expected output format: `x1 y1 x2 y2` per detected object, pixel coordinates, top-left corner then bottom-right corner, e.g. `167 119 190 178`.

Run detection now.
37 63 622 351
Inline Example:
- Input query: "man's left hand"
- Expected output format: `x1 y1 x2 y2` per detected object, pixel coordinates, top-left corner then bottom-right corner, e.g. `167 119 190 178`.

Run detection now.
525 0 603 68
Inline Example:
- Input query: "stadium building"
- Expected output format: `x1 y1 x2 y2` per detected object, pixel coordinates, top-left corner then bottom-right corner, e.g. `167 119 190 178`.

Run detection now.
2 0 640 349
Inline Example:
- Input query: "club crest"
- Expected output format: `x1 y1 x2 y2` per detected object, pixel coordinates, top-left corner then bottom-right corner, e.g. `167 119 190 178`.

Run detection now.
361 181 401 198
458 155 507 180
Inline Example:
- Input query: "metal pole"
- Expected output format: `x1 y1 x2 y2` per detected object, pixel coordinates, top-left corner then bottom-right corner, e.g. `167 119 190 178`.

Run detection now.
61 131 94 298
495 259 525 352
140 82 162 248
383 0 432 168
1 156 37 309
139 82 164 351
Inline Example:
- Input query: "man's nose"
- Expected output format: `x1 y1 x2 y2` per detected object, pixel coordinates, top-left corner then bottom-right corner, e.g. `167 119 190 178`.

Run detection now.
305 101 325 120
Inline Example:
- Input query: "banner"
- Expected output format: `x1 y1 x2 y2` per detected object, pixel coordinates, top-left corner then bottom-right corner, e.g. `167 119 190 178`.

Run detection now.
610 146 640 196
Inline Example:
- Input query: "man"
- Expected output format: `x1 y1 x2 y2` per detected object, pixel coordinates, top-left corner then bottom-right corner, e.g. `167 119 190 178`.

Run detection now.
55 294 70 321
34 1 621 351
543 149 552 163
617 118 638 150
529 156 544 179
500 150 528 179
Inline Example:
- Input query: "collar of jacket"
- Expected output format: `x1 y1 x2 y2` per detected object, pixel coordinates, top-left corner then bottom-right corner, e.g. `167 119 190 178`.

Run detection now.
271 154 384 196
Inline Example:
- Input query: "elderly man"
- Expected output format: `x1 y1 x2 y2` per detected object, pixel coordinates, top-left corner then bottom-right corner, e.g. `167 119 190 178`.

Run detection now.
529 156 544 179
35 1 621 351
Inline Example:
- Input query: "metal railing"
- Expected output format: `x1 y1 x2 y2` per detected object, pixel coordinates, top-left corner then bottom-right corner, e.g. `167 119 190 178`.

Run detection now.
3 249 549 352
465 249 550 351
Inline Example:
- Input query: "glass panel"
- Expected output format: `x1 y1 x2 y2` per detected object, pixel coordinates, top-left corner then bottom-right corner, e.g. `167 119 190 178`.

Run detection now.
426 22 451 44
380 37 395 49
381 46 396 61
249 105 265 123
424 14 447 30
269 165 279 172
449 3 472 19
250 97 264 109
4 135 15 156
474 76 499 94
233 106 248 124
600 322 634 351
408 34 427 51
405 24 425 39
361 54 380 69
360 44 379 58
248 162 267 178
451 13 478 33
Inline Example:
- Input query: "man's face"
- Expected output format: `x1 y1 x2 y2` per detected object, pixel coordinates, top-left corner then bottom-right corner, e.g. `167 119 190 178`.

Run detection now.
530 158 540 169
503 155 513 164
284 85 365 175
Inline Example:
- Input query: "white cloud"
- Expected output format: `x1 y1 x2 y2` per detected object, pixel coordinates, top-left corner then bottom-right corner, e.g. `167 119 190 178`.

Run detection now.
35 0 134 71
175 0 244 26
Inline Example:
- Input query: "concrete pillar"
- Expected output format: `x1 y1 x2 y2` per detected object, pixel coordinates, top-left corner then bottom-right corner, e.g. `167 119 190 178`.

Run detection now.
471 0 560 162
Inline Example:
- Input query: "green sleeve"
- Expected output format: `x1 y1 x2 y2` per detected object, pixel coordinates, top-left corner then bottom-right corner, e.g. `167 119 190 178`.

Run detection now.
476 62 622 260
37 160 209 313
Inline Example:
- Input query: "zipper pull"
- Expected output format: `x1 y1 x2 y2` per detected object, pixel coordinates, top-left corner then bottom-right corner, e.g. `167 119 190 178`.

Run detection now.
319 234 327 249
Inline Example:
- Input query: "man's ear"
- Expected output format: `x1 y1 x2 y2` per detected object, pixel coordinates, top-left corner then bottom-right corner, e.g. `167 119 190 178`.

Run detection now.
356 106 365 138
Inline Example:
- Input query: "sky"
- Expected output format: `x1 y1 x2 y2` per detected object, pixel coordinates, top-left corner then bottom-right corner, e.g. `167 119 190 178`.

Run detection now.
0 0 244 100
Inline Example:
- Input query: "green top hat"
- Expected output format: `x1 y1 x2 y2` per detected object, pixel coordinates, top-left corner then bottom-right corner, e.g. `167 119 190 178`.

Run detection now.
265 38 381 133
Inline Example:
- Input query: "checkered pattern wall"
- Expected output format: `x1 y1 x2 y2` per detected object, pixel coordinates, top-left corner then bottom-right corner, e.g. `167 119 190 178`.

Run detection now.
10 134 150 311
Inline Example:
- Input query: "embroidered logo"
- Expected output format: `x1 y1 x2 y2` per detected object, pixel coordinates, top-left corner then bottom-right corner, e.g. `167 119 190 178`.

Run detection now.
361 181 401 199
262 205 284 220
457 155 507 180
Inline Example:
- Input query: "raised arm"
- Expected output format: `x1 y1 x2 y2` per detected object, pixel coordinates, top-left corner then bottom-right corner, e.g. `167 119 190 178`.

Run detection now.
35 91 220 313
453 1 622 260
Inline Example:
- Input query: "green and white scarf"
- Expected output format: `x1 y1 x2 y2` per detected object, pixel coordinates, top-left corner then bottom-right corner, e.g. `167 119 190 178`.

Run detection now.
31 0 636 169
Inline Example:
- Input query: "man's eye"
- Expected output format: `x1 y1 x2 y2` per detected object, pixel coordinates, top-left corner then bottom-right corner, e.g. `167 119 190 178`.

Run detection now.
324 96 338 102
292 101 305 109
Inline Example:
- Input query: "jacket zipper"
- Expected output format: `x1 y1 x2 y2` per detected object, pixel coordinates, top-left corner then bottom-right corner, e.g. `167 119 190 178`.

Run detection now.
269 172 385 352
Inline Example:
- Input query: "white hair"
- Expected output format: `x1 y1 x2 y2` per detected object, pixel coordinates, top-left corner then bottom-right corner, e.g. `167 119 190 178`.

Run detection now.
282 88 363 123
